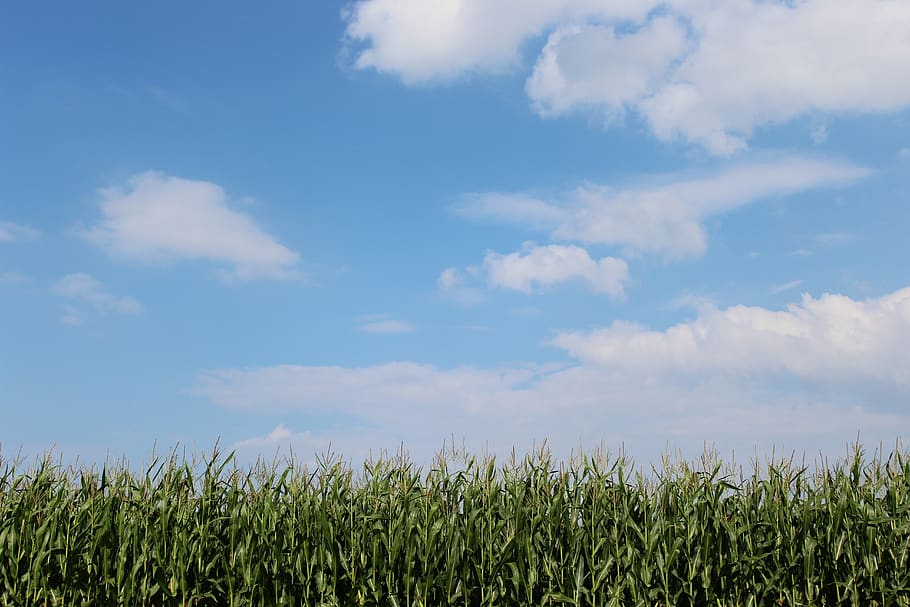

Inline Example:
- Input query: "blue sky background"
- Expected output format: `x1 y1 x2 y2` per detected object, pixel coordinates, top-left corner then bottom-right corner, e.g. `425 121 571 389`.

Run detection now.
2 0 909 467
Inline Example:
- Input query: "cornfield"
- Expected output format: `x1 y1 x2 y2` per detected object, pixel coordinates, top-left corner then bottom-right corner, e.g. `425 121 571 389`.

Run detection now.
1 443 909 606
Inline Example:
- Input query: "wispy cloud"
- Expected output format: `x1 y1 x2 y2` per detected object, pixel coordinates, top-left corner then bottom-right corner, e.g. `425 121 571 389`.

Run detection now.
144 84 186 113
456 157 869 259
769 279 803 295
358 319 416 334
0 221 39 243
232 424 330 461
668 294 717 313
0 271 27 286
77 172 301 282
52 273 142 325
810 121 829 145
58 304 86 327
813 232 858 245
437 267 484 306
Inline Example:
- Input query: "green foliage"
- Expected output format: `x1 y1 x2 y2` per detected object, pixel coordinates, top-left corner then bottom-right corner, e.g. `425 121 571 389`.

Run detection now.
1 443 909 606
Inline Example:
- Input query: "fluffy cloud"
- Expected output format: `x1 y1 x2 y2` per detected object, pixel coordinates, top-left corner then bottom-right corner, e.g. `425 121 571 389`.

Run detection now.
346 0 910 153
52 273 142 325
457 156 868 258
79 172 300 282
552 288 910 387
0 221 39 243
527 17 688 119
637 0 910 153
343 0 651 84
439 243 628 298
437 267 462 291
198 286 910 465
484 242 628 296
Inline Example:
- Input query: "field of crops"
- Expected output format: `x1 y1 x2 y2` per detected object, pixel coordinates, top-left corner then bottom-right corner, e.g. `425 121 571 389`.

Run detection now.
1 443 909 606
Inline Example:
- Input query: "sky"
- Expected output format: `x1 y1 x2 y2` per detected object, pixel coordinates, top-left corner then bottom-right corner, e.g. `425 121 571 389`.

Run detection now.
2 0 909 469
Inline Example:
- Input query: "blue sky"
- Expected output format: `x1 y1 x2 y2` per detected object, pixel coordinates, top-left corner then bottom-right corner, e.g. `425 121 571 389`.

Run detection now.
2 0 909 467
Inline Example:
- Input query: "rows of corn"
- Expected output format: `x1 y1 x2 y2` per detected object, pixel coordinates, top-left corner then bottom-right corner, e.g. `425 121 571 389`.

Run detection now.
1 444 909 606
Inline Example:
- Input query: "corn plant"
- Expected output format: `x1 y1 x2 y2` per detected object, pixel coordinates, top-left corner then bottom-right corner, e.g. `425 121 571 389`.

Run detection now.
1 442 909 606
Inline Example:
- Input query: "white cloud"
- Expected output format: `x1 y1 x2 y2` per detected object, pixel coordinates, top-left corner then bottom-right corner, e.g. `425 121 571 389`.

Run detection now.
483 242 628 296
195 361 547 417
0 221 39 243
52 273 142 324
437 268 462 291
455 193 567 231
440 243 628 297
342 0 652 84
898 147 910 161
552 287 910 387
527 17 689 119
79 172 300 282
637 0 910 153
769 279 803 295
358 319 416 334
196 286 910 466
347 0 910 154
457 157 869 259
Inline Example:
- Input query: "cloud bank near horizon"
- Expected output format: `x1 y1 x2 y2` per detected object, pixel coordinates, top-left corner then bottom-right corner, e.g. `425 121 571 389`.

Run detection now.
199 285 910 465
